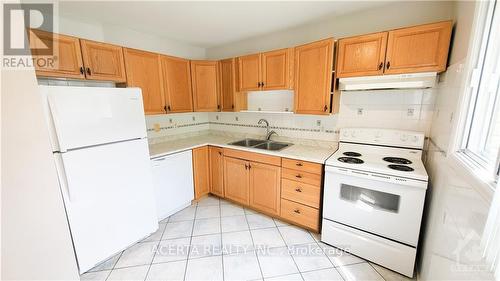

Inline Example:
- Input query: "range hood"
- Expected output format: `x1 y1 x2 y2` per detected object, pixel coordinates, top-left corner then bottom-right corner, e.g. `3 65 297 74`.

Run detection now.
338 72 437 91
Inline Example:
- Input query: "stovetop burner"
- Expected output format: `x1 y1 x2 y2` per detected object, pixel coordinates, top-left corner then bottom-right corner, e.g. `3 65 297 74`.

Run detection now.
388 164 414 172
338 157 364 164
343 152 362 157
383 157 412 165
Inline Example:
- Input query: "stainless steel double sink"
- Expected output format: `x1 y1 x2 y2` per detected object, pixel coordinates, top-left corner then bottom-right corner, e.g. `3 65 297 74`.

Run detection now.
228 138 292 151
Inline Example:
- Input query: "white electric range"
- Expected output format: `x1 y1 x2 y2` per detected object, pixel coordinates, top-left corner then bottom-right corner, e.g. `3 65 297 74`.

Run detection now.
321 128 428 278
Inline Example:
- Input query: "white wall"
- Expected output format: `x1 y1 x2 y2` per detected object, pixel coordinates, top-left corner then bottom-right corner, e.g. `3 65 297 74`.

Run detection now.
419 1 494 280
206 1 454 59
1 26 80 281
57 15 206 59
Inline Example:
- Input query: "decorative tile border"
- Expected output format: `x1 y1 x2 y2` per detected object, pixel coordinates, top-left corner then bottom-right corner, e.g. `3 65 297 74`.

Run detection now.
147 121 337 134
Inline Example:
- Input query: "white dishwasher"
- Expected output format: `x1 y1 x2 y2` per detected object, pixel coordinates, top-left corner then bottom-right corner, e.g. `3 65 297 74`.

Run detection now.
151 150 194 221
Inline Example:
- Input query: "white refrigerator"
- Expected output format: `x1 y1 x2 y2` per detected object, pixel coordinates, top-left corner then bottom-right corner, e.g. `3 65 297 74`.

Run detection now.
39 85 158 274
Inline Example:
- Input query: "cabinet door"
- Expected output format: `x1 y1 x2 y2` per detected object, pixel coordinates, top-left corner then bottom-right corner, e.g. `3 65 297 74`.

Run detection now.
336 32 388 78
209 146 224 197
261 48 290 90
29 30 85 79
161 55 193 113
385 21 452 74
238 54 261 91
193 146 210 200
123 48 164 115
80 39 126 82
249 162 281 216
191 60 219 112
219 58 236 111
224 156 249 205
294 38 334 115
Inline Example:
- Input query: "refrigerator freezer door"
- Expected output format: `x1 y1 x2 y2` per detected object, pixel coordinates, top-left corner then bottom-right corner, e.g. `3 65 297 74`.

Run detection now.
55 138 158 273
41 86 147 152
151 150 194 220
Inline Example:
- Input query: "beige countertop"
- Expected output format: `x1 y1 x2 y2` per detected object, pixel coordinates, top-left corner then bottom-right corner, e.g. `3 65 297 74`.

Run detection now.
149 133 338 164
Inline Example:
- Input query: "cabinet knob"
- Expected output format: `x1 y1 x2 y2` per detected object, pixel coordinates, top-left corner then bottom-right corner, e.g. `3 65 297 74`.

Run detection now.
295 174 302 179
323 105 328 112
295 163 303 167
79 66 84 74
218 151 222 156
167 105 171 111
295 188 302 193
293 209 301 214
378 62 383 70
261 82 265 87
386 61 391 69
163 106 167 113
86 67 91 75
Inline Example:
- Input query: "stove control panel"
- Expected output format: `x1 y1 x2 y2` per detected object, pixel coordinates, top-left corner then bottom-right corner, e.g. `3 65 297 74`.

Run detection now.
339 128 425 149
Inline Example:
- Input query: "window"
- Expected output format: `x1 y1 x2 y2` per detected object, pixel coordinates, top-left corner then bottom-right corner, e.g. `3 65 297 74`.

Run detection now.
460 0 500 182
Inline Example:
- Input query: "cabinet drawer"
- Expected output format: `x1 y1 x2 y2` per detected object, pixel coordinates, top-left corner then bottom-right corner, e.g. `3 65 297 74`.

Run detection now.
282 168 321 186
281 199 319 231
282 158 322 175
281 179 320 208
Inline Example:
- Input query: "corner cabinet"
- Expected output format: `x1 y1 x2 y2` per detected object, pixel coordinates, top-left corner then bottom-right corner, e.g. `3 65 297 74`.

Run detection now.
193 146 210 200
160 55 193 113
209 146 224 197
123 48 165 115
191 60 219 112
219 58 247 112
294 38 334 115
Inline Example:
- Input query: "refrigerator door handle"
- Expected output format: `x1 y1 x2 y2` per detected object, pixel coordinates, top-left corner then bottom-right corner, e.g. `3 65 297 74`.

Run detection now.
48 95 67 152
54 153 73 202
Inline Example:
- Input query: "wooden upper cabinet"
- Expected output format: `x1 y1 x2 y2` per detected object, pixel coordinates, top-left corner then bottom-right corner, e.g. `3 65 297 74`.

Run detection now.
193 146 210 200
294 38 334 115
336 32 388 78
29 30 85 79
224 156 250 206
191 60 219 112
385 20 452 74
80 39 126 82
261 48 292 90
219 58 236 111
209 146 224 197
161 55 193 113
238 54 261 91
123 48 164 115
249 162 281 216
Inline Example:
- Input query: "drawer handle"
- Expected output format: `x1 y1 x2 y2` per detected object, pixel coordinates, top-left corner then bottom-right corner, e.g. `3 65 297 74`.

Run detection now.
295 163 303 167
295 188 302 192
293 209 301 214
295 174 302 178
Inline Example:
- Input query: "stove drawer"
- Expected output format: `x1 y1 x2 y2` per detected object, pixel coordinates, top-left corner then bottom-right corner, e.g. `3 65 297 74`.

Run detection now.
282 168 322 186
281 179 321 208
281 199 319 231
321 219 416 277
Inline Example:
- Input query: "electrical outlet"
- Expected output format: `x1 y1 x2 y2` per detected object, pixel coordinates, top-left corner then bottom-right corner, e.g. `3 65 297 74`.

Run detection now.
407 108 415 117
169 118 173 124
357 108 363 115
192 116 196 121
153 123 161 132
316 120 321 126
235 116 239 121
216 115 219 120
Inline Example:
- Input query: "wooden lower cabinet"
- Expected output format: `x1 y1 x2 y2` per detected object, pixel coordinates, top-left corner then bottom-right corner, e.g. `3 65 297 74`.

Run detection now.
193 146 210 200
224 156 250 205
209 146 224 197
249 162 281 216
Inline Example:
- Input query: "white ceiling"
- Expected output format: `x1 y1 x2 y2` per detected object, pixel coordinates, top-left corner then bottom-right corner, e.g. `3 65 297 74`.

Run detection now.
59 1 391 48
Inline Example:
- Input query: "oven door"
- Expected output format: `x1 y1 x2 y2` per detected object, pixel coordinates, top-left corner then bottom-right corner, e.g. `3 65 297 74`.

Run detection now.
323 166 427 246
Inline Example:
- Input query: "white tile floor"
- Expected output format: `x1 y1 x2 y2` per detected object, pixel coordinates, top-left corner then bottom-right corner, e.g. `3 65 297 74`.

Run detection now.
81 196 415 281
